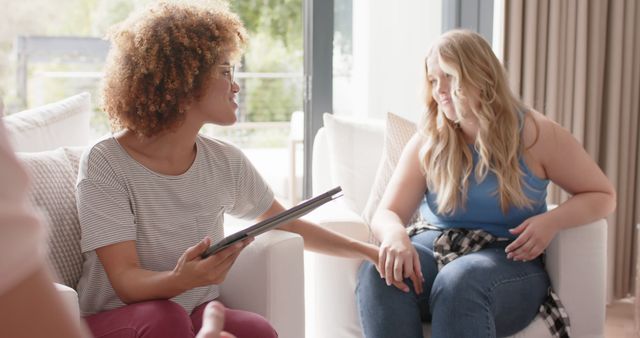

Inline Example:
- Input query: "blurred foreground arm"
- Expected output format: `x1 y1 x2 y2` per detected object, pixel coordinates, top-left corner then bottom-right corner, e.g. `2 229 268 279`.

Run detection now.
0 120 88 337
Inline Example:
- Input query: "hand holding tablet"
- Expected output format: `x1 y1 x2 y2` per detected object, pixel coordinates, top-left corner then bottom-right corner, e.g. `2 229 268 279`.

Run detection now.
201 186 343 259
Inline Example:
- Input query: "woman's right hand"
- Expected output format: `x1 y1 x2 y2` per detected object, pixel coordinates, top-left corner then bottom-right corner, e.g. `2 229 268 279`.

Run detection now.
378 230 424 294
173 236 253 290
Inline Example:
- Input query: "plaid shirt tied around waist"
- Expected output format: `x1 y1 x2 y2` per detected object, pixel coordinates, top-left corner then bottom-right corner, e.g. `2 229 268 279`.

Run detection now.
407 223 571 338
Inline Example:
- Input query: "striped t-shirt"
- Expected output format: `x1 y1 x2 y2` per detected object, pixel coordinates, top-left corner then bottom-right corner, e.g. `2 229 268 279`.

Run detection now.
75 135 274 316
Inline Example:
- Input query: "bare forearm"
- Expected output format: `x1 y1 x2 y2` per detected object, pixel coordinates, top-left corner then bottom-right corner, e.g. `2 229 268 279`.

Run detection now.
371 209 410 243
283 219 378 262
547 191 616 230
111 268 187 304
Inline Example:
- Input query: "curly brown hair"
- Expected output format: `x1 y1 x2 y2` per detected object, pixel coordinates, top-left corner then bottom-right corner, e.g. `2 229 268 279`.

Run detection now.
102 1 247 137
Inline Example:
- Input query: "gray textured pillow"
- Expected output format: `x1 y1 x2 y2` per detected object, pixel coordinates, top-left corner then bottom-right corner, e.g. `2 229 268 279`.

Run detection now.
17 147 86 289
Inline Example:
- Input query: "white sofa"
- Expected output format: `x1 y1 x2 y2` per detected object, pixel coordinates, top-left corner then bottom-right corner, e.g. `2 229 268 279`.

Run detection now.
4 93 306 338
305 113 607 338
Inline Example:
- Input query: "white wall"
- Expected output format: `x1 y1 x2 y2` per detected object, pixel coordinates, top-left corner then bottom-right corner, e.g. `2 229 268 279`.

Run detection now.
350 0 442 122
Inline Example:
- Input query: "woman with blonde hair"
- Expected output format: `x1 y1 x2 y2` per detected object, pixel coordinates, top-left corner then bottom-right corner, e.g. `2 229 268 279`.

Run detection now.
76 2 378 338
356 29 615 337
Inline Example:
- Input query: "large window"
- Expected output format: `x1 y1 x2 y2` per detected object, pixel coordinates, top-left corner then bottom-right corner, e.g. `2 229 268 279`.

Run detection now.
1 0 447 205
333 0 353 116
330 1 442 121
1 0 305 206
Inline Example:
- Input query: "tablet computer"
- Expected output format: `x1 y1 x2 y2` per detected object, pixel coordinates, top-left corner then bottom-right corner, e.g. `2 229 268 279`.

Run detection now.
201 186 343 258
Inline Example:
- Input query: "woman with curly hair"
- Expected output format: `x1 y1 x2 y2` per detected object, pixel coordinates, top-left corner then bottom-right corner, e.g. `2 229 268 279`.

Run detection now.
356 30 616 337
76 2 379 338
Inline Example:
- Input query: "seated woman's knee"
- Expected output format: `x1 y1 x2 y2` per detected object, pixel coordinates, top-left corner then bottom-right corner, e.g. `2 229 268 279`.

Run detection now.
431 259 492 299
138 300 191 326
224 308 278 338
356 261 386 291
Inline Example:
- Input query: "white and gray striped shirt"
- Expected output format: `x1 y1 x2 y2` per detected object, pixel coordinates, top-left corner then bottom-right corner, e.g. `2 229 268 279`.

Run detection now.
75 135 274 316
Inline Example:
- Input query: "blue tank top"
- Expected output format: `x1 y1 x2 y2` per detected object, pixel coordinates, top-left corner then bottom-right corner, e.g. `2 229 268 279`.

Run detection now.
420 116 549 238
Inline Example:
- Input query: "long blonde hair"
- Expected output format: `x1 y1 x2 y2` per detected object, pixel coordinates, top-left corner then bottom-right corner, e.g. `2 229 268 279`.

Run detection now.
419 29 532 214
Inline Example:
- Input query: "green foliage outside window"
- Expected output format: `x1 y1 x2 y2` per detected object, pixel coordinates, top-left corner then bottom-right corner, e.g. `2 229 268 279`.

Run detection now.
0 0 303 147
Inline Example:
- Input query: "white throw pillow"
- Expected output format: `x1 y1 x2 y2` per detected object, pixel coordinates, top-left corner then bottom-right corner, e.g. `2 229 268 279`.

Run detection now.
322 113 385 213
4 93 92 152
17 147 86 289
362 112 418 229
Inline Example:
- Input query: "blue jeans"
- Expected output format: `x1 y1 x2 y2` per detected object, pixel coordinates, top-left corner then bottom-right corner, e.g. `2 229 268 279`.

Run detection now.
356 230 549 338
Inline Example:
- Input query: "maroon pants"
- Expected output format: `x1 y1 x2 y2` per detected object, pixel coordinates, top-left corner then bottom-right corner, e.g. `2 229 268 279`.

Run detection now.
84 300 277 338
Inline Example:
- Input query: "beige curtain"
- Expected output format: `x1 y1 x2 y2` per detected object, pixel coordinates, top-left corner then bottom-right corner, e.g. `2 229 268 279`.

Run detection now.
502 0 640 300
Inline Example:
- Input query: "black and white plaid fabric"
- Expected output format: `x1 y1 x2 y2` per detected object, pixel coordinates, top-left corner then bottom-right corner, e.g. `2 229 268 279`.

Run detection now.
406 224 571 337
540 288 571 338
432 228 498 270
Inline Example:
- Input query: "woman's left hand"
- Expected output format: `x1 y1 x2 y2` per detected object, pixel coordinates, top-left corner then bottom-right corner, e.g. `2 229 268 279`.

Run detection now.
505 214 559 261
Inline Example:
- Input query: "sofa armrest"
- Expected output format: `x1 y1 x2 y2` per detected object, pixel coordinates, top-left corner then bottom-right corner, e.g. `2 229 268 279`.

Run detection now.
545 219 607 338
219 229 304 338
54 282 81 323
305 204 370 338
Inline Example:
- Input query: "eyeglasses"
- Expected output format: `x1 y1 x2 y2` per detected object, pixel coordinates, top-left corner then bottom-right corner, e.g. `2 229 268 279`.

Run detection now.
216 64 236 82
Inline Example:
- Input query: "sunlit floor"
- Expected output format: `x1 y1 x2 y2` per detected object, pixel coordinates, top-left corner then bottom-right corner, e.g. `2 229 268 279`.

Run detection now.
606 298 637 337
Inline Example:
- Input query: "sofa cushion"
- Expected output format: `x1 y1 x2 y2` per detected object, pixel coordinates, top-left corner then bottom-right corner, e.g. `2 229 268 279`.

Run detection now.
4 93 92 152
361 113 417 232
17 147 85 288
322 113 384 213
